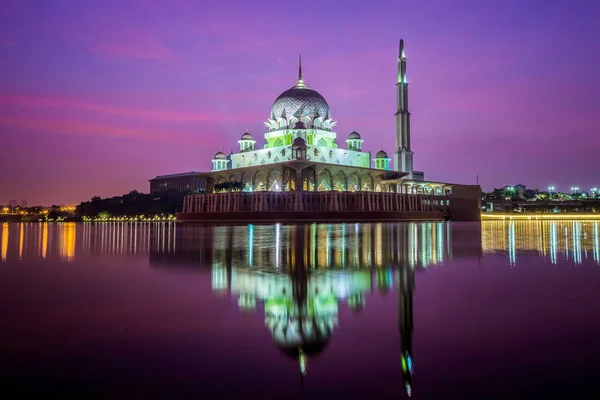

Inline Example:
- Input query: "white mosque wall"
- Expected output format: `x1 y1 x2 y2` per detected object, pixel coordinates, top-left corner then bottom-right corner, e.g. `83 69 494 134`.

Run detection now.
230 145 370 169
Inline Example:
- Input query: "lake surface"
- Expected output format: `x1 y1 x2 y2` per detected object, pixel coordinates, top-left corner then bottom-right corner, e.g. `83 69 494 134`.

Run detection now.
1 221 599 399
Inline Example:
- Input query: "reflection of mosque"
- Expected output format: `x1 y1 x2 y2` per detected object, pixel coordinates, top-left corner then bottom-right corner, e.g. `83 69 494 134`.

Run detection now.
482 220 600 265
149 222 481 397
0 220 485 396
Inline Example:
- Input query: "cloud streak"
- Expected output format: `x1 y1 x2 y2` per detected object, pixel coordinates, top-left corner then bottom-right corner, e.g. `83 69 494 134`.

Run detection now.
0 94 256 124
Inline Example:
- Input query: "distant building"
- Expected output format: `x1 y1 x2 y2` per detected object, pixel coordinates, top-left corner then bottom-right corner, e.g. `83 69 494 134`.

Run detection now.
9 200 18 207
20 200 27 208
149 172 209 195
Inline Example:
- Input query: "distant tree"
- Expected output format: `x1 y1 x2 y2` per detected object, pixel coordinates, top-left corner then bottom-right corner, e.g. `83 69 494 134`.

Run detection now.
98 211 111 219
523 189 536 200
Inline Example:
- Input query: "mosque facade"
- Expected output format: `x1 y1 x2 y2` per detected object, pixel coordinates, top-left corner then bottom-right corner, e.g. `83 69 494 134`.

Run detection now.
152 40 481 221
151 39 431 195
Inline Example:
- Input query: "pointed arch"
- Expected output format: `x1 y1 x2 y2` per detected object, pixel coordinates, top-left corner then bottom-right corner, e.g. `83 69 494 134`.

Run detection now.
317 169 333 191
333 171 347 191
268 169 282 191
348 173 360 192
301 168 315 191
254 170 267 191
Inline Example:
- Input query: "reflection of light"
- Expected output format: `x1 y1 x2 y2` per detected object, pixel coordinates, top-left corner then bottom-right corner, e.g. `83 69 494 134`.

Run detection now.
1 223 8 262
41 223 48 260
549 222 557 264
594 222 599 265
437 223 444 264
248 224 254 267
508 221 516 266
375 223 383 266
572 222 582 265
275 223 280 269
212 265 228 291
18 223 24 259
59 223 76 262
311 223 316 268
564 226 569 260
326 224 331 267
409 223 418 267
341 224 346 266
406 353 413 373
420 223 429 267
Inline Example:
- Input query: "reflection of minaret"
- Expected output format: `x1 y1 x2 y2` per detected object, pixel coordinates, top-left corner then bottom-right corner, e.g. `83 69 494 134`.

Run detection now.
393 39 413 175
398 266 415 397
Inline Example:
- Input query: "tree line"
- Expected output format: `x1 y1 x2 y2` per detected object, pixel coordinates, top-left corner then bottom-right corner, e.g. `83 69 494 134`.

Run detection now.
75 190 188 218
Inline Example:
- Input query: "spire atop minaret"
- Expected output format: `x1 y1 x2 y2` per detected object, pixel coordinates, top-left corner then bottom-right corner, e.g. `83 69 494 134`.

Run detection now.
399 39 405 58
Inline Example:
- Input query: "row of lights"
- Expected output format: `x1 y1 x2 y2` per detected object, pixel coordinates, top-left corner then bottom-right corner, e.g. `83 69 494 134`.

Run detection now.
547 186 598 194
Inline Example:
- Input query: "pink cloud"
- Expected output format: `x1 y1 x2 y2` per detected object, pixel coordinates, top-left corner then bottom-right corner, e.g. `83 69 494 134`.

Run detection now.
0 94 256 124
0 115 169 142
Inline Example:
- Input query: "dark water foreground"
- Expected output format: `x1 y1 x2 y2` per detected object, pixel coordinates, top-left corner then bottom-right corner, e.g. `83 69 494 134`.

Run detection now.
1 221 599 399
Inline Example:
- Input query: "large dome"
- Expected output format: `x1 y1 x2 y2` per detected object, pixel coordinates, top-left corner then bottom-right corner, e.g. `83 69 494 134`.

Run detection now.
270 82 331 121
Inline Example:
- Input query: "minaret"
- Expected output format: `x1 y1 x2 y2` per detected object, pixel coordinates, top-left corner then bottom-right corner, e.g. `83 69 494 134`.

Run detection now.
394 39 414 176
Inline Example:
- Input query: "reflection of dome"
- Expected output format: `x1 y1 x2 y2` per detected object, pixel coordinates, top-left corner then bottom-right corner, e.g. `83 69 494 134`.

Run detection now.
375 150 389 158
265 295 337 362
213 151 227 160
292 137 307 148
270 84 331 121
277 338 330 360
348 131 361 139
240 131 254 140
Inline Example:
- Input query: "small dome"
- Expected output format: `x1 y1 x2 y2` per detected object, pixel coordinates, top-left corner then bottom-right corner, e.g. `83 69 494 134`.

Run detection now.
348 131 361 139
213 151 227 160
292 137 307 147
240 131 254 140
375 150 389 158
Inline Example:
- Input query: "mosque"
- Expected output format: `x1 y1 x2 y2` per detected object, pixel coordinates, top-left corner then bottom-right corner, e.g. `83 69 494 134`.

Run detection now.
152 40 481 221
152 40 422 193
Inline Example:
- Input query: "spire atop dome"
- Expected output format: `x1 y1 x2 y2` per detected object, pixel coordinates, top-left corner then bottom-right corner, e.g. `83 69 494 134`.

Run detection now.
296 54 306 88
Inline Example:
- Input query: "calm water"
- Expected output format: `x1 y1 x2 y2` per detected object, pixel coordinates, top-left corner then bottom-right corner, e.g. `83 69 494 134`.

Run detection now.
1 221 599 399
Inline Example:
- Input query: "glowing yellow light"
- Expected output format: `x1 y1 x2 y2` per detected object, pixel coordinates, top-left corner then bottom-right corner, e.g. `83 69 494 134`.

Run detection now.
18 223 24 259
1 223 8 262
59 223 76 262
482 213 600 220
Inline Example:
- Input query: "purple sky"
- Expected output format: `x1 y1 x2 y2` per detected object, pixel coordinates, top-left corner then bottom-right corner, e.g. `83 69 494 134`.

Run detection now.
1 0 599 205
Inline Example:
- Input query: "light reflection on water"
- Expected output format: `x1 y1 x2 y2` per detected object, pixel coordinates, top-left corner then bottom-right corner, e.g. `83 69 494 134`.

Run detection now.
2 220 598 266
482 220 600 265
0 221 599 398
